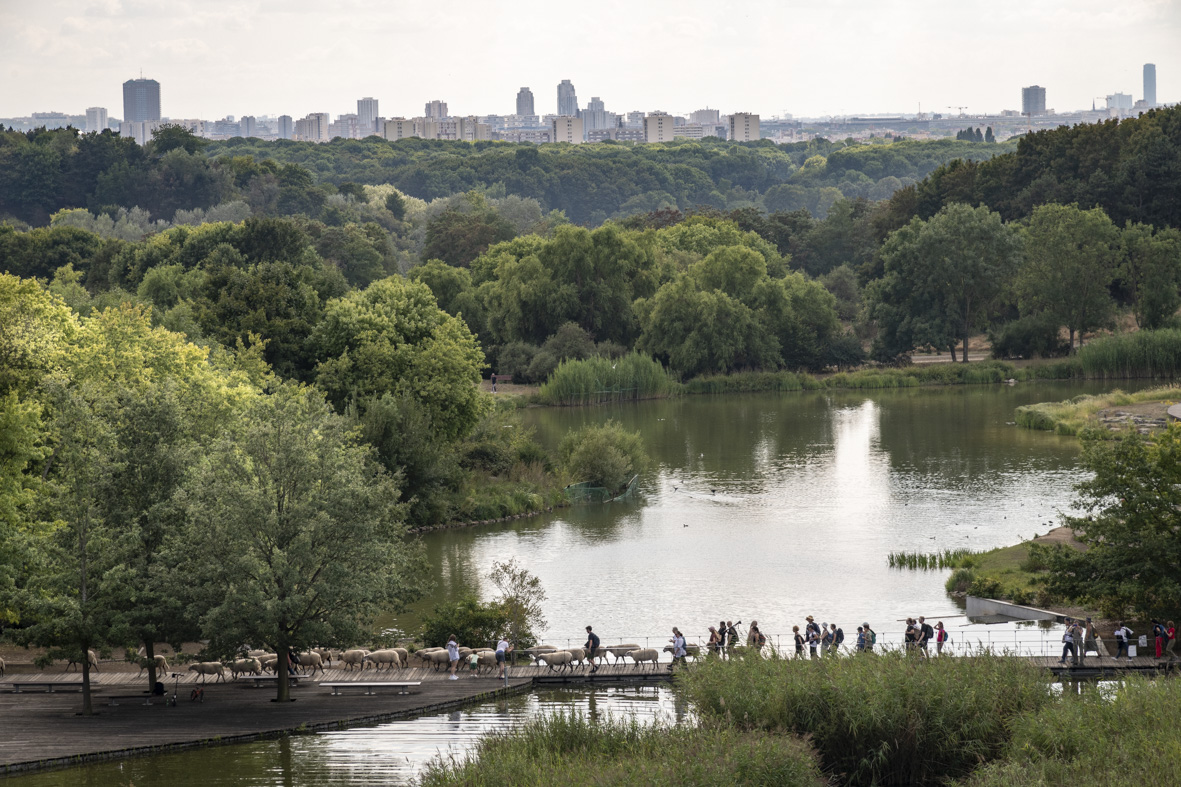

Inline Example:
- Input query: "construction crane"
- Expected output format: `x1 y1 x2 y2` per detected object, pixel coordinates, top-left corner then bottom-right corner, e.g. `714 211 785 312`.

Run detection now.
947 105 968 117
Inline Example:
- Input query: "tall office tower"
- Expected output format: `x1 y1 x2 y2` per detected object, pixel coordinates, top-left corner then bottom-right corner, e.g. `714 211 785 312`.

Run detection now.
583 96 610 135
728 112 760 142
516 87 535 116
1144 64 1157 107
1106 93 1134 111
557 80 578 116
85 107 108 132
425 100 448 119
277 115 294 139
239 116 257 137
1021 85 1046 116
357 97 379 133
690 108 720 125
123 78 161 122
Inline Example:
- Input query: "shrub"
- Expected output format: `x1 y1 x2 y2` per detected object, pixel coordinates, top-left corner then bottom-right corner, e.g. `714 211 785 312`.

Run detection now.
497 341 538 383
989 314 1070 359
420 595 513 649
679 651 1051 787
946 568 976 593
968 576 1005 598
559 419 648 494
419 713 827 787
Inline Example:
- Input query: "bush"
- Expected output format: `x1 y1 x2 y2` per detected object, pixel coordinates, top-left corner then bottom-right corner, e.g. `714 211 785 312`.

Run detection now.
559 419 648 494
968 576 1005 598
989 314 1070 359
679 651 1051 787
497 341 539 383
946 568 976 594
419 713 827 787
420 596 513 649
823 332 868 369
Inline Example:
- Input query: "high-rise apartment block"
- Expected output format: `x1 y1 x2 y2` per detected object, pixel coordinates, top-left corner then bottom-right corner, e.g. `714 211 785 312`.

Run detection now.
557 80 578 117
516 87 535 116
644 112 675 143
85 107 108 132
1106 92 1134 111
294 112 330 142
357 97 379 134
277 115 294 140
382 118 416 140
240 116 257 137
425 100 448 119
552 116 584 144
1021 85 1046 116
690 108 720 125
728 112 760 142
1144 64 1157 108
123 78 161 123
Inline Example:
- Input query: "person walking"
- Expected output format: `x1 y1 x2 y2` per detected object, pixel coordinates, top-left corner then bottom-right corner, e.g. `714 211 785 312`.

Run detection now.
806 625 820 660
1058 619 1076 665
793 626 805 659
831 623 844 656
918 617 934 658
491 373 498 393
935 622 948 656
708 626 722 656
863 622 876 653
447 634 460 680
904 618 918 654
1166 621 1177 664
727 621 740 655
1114 621 1132 659
494 636 514 679
584 626 601 673
1153 620 1166 660
669 627 687 671
855 626 865 653
747 621 765 653
820 622 833 657
1069 618 1085 666
717 621 728 658
1083 618 1099 661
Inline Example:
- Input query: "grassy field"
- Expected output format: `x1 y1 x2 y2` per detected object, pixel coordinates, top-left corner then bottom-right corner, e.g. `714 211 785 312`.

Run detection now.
942 527 1084 606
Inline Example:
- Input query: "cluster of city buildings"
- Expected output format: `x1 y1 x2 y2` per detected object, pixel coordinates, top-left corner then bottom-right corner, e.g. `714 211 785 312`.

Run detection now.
3 66 1168 147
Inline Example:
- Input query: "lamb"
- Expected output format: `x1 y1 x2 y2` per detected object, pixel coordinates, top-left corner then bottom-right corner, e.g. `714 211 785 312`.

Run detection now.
626 648 660 671
229 658 262 678
138 654 170 675
340 649 370 671
537 650 574 672
188 662 226 682
603 644 641 663
363 649 403 671
67 649 99 672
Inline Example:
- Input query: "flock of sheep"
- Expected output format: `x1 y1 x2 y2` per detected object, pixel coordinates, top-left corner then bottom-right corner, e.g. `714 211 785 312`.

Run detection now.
38 640 704 682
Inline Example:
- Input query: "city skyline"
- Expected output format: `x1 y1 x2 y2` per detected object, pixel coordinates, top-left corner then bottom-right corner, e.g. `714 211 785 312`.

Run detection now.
3 0 1178 121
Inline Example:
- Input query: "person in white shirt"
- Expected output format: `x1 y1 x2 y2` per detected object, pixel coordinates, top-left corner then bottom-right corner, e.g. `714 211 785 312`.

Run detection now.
1114 622 1133 659
446 635 460 680
669 627 687 671
495 637 513 679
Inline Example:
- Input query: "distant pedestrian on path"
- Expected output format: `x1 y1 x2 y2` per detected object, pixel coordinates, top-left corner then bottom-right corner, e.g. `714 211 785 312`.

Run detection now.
669 627 687 670
1059 618 1078 666
820 623 834 657
491 373 498 393
717 621 728 657
855 626 865 652
1153 620 1166 660
918 617 934 658
1083 618 1099 661
447 634 460 680
708 626 722 655
863 623 876 653
747 621 765 652
793 626 805 659
1166 621 1177 664
935 622 948 656
585 626 600 673
727 621 740 656
830 623 844 655
495 637 513 679
1114 622 1132 659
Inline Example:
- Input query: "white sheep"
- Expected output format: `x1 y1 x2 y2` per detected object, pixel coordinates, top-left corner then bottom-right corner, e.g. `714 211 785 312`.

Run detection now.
425 650 452 670
294 651 324 675
138 654 170 675
409 648 442 667
566 647 587 666
257 654 278 672
229 658 262 678
312 647 334 666
537 650 574 672
67 649 99 672
662 643 701 661
188 662 226 682
626 648 660 671
471 651 497 674
601 644 641 663
391 647 409 664
340 649 370 671
363 649 403 671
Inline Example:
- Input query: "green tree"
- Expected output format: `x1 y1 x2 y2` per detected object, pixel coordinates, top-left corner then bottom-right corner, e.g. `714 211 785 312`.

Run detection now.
422 195 516 267
310 276 488 439
1042 425 1181 617
559 419 648 495
175 383 422 702
1121 223 1181 330
868 203 1022 361
487 558 547 649
385 191 407 220
1017 204 1120 349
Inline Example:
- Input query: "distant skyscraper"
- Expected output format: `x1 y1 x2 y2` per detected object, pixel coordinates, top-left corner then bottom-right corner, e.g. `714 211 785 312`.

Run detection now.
277 115 294 140
1106 92 1134 111
1144 64 1157 108
583 96 613 136
1021 85 1046 116
123 78 161 123
240 116 257 137
85 107 108 132
516 87 534 116
425 100 448 119
357 97 379 133
557 80 578 117
729 112 760 142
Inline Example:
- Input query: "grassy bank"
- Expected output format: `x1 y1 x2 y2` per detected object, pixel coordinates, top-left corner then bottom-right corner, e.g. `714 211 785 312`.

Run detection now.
419 713 826 787
1014 385 1181 436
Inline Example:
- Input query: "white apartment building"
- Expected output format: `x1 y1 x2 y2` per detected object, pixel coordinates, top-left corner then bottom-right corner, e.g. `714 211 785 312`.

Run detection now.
552 116 584 144
729 112 760 141
294 112 330 142
382 118 416 140
644 112 675 143
85 107 108 132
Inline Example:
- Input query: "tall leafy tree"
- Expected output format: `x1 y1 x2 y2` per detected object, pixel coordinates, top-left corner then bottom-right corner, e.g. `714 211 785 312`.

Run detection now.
174 383 423 702
1120 222 1181 330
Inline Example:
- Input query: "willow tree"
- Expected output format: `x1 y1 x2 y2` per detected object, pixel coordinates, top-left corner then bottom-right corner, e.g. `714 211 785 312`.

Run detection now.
176 382 423 702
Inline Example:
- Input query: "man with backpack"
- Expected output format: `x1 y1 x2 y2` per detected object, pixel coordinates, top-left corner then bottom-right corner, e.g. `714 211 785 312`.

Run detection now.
863 622 876 653
918 617 934 658
1114 622 1133 659
831 624 844 656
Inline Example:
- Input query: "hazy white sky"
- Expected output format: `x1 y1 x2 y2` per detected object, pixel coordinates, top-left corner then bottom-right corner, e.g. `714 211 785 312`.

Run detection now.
2 0 1178 120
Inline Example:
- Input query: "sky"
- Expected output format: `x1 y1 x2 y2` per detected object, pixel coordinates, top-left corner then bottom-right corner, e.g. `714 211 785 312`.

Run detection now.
2 0 1179 121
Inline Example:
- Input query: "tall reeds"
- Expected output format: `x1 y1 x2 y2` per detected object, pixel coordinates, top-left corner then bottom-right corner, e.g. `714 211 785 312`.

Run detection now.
887 548 977 569
536 354 678 406
679 651 1051 787
1078 329 1181 379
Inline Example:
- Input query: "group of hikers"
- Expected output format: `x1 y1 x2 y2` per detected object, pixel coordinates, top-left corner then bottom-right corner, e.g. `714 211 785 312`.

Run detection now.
1060 617 1178 666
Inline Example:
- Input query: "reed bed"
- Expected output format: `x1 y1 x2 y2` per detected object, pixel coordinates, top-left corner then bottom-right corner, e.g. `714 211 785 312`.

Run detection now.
1078 328 1181 379
418 712 826 787
887 548 977 570
683 370 819 394
679 651 1051 787
536 353 678 406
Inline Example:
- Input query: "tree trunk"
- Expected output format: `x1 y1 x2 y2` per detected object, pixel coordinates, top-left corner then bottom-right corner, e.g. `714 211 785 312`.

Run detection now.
145 640 158 694
1069 328 1076 352
949 344 958 362
963 334 970 363
81 646 94 716
277 649 291 702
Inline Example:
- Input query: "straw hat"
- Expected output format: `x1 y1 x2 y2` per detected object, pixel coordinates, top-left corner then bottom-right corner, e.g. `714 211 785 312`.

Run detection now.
806 615 814 621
